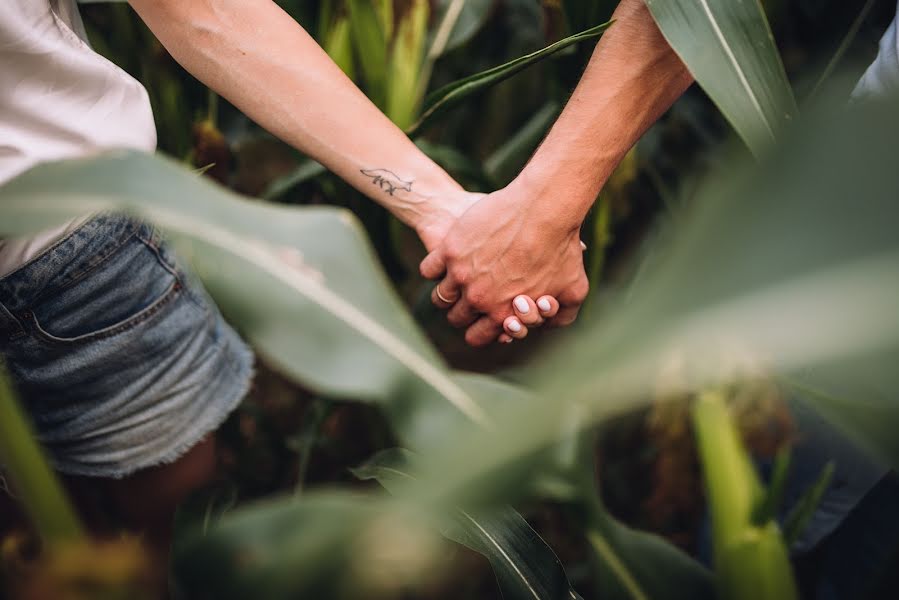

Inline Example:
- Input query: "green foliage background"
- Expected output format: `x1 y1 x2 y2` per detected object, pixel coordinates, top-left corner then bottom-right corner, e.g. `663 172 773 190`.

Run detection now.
1 1 898 599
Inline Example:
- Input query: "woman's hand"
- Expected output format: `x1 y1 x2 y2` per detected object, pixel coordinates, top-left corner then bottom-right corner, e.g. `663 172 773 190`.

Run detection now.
414 190 483 252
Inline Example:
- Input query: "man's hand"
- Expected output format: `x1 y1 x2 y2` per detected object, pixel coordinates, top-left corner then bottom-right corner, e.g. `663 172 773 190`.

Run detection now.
416 0 692 348
420 183 589 347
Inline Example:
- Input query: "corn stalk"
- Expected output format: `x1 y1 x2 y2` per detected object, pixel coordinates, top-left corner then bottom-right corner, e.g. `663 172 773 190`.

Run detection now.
0 363 84 545
692 389 798 600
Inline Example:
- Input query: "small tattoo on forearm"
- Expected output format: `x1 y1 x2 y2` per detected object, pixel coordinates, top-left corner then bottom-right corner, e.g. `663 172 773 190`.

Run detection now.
360 169 413 196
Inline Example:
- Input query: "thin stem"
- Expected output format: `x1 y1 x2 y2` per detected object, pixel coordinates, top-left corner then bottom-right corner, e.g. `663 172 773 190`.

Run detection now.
807 0 877 102
0 363 84 544
207 88 219 126
415 0 466 106
293 399 330 496
585 529 649 600
692 389 759 559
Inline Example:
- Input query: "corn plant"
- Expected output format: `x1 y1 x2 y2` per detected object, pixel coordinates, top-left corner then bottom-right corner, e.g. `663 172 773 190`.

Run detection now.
3 1 898 599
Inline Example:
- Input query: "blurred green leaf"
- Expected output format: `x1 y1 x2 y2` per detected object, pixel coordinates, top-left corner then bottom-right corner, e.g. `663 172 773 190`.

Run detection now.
644 0 798 157
353 448 584 600
373 0 394 42
782 357 899 471
415 139 493 191
429 0 493 57
347 0 389 106
586 506 714 600
693 390 764 555
404 94 899 527
783 462 835 547
386 0 430 129
0 152 492 441
807 0 878 101
717 521 797 600
751 446 791 526
407 21 611 136
692 390 796 600
173 491 430 600
484 101 562 187
0 364 85 545
261 158 327 201
317 0 336 42
323 13 356 80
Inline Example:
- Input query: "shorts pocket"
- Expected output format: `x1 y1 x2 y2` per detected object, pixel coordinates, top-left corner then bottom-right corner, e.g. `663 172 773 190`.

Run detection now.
29 234 183 344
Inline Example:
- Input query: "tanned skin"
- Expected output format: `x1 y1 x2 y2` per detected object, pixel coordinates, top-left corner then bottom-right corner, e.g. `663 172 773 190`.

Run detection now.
423 0 693 345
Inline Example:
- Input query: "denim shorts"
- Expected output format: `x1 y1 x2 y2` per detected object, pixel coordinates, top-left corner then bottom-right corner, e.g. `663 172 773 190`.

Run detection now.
0 213 254 478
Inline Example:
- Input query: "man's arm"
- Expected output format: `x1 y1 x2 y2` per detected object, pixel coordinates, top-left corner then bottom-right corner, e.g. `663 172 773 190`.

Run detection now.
422 0 694 346
515 0 692 228
128 0 474 249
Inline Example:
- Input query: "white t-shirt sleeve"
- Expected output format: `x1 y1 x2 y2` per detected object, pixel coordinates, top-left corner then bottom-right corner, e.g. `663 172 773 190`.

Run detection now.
852 2 899 100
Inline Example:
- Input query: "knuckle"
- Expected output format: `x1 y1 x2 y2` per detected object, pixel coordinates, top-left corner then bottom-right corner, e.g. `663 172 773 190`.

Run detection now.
443 241 464 262
447 313 468 328
465 329 491 347
521 312 541 325
552 314 575 328
448 264 469 286
464 287 488 308
570 278 590 303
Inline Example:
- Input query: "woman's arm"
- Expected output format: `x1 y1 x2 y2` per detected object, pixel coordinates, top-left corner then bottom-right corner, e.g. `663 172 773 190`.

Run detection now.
128 0 474 248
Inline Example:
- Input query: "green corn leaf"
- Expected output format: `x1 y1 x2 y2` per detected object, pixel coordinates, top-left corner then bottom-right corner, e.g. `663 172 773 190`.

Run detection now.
782 364 899 472
373 0 393 42
644 0 798 157
0 152 493 449
347 0 388 107
261 158 327 201
414 139 493 191
386 0 430 129
0 364 85 545
717 522 798 600
416 96 899 498
693 390 798 600
586 504 715 600
316 0 335 43
692 390 764 560
407 21 612 136
484 100 561 187
807 0 878 101
323 13 356 80
751 445 791 526
429 0 493 57
783 462 835 548
353 448 584 600
400 96 899 594
173 491 436 599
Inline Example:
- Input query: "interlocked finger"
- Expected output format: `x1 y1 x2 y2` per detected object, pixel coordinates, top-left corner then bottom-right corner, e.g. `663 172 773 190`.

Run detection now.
431 279 461 309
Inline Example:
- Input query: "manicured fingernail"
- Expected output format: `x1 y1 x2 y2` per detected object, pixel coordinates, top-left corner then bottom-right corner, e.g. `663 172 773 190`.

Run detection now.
514 296 530 314
507 319 522 333
537 298 551 312
580 241 588 251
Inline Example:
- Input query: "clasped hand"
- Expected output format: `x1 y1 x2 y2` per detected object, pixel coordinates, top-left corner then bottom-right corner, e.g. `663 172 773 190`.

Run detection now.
419 185 589 346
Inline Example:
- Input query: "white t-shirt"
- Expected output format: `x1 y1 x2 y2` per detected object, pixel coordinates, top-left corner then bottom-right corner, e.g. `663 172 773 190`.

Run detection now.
853 2 899 100
0 0 156 277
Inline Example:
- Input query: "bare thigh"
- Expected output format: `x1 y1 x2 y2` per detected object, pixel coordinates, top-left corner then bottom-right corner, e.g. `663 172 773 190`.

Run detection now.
1 434 218 560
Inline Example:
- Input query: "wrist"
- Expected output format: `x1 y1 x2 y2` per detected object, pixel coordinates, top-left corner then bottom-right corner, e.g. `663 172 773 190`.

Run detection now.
508 167 602 235
411 186 481 251
377 165 463 230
